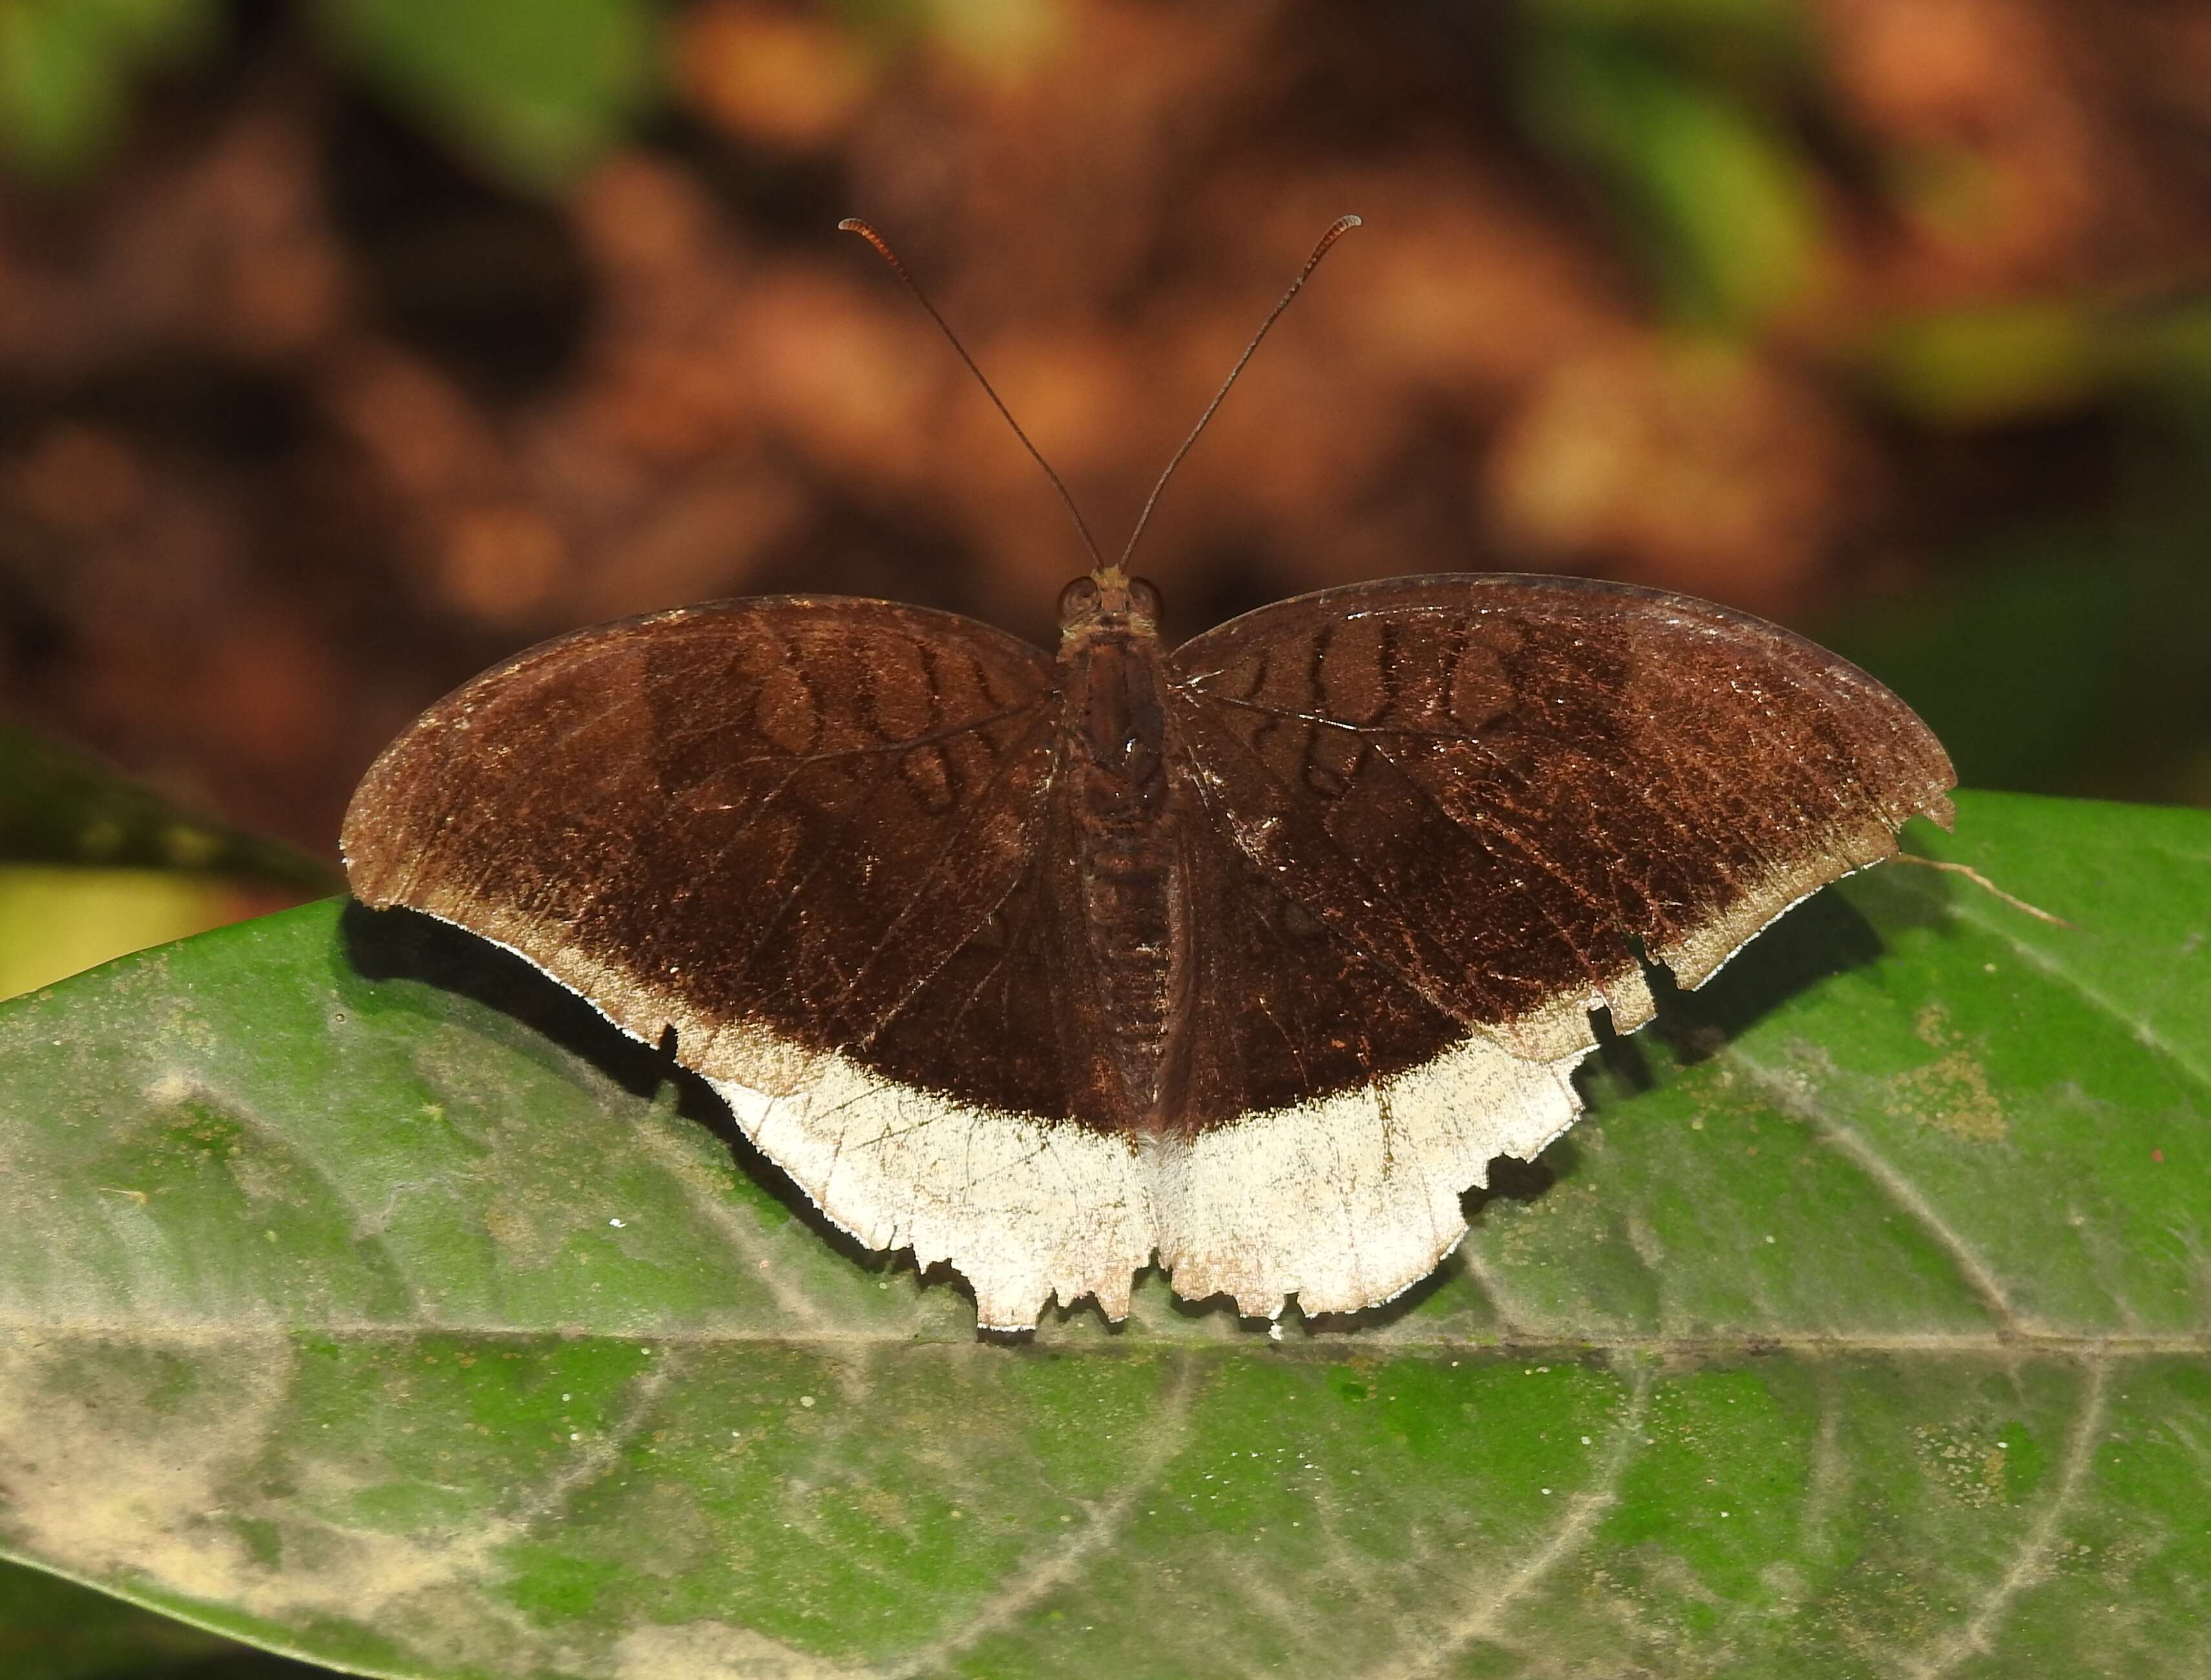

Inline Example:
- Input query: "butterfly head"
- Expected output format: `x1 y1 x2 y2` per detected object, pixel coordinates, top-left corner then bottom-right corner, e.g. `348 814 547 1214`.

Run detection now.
1058 565 1164 642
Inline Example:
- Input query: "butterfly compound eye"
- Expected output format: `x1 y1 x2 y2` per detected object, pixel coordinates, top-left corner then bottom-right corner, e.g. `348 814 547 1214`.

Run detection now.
1056 576 1102 627
1127 577 1164 622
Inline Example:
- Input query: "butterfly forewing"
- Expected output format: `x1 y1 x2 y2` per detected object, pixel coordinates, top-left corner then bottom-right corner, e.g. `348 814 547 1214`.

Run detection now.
1167 574 1956 1080
343 598 1080 1111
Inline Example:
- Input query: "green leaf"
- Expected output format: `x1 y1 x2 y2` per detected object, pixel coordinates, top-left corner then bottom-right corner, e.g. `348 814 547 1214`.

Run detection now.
0 1554 251 1679
1816 535 2137 796
0 724 336 996
1858 296 2211 427
0 866 261 1000
312 0 658 191
1861 302 2104 427
1518 6 1825 328
0 725 337 888
0 0 216 181
0 789 2206 1676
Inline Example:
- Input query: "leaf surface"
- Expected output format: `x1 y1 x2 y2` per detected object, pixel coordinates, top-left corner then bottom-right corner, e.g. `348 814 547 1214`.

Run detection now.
0 790 2206 1678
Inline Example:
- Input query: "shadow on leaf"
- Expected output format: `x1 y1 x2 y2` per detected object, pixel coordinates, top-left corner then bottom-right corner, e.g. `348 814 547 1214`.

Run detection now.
1648 881 1892 1062
337 901 900 1290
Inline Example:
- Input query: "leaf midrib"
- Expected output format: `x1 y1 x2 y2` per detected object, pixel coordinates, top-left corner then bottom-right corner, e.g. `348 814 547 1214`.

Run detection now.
3 1318 2203 1357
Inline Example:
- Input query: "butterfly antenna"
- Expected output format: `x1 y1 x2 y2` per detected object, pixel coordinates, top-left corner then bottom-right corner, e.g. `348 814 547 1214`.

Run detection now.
839 217 1107 572
1116 214 1362 574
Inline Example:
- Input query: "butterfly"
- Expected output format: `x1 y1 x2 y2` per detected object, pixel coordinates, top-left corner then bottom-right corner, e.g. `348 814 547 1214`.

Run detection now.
342 219 1953 1328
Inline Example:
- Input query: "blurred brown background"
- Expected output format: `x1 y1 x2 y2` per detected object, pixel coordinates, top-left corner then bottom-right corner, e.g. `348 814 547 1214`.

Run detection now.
6 0 2211 866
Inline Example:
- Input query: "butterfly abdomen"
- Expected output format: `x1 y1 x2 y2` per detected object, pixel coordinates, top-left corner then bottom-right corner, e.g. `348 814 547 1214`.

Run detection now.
1061 623 1192 1133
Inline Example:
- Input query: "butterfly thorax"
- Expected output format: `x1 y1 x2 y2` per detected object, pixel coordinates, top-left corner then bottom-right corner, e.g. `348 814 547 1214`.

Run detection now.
1056 607 1191 1134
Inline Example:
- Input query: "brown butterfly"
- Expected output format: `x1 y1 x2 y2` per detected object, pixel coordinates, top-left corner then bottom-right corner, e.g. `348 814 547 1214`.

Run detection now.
343 220 1954 1328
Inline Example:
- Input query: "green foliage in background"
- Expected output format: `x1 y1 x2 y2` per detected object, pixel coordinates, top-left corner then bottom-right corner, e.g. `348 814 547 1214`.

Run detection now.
0 724 333 1000
310 0 658 191
1825 383 2211 810
0 726 335 888
1 790 2205 1677
1515 0 1823 330
0 0 1060 189
0 0 216 180
0 0 660 189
